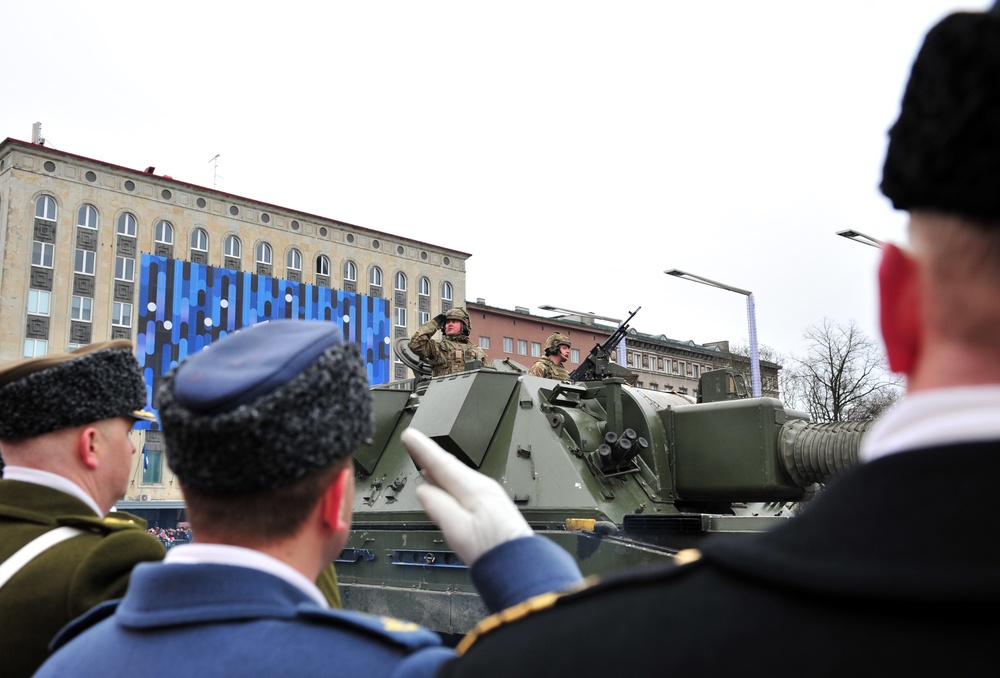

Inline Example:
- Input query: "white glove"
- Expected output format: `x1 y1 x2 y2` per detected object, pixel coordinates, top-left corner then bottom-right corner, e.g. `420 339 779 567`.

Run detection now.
401 427 533 566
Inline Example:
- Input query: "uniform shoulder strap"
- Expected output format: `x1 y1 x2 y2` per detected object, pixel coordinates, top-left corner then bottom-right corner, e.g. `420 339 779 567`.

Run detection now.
0 526 86 591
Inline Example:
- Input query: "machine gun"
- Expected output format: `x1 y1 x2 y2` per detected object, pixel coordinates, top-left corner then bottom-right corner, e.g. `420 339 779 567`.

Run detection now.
568 306 640 382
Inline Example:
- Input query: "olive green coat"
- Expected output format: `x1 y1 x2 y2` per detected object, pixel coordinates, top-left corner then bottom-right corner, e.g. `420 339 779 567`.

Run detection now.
0 480 166 678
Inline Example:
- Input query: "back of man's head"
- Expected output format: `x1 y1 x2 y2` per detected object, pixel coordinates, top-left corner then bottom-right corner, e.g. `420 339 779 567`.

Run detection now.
155 320 372 538
879 3 1000 382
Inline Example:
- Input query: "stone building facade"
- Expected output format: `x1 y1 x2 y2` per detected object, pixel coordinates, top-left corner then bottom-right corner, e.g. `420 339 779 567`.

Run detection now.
0 136 471 502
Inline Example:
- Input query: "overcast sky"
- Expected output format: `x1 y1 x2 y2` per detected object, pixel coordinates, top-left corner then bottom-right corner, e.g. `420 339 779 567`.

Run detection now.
3 1 976 361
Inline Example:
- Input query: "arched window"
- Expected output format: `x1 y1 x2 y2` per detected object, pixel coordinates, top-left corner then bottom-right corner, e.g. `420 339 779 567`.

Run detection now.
224 235 242 258
191 228 208 252
287 249 302 271
77 204 98 229
256 242 272 265
155 220 174 245
117 212 137 237
35 195 56 221
343 260 357 282
369 266 383 288
442 281 453 302
316 255 331 276
394 272 407 292
419 277 430 296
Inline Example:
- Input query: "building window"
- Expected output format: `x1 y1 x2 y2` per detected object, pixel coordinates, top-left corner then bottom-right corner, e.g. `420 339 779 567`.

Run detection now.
23 339 47 358
571 349 580 363
77 204 98 229
479 336 491 350
531 342 541 358
395 307 406 327
517 339 527 355
441 281 453 302
74 249 96 275
679 361 686 376
112 302 133 327
287 249 302 272
395 271 407 292
343 260 356 281
419 277 430 296
503 337 514 353
117 212 137 237
142 449 163 484
316 255 331 276
155 221 173 245
419 311 430 324
32 241 54 268
71 296 93 322
256 242 272 266
35 195 56 221
27 289 51 316
369 266 383 288
225 235 242 258
191 228 208 252
115 256 135 282
693 364 700 379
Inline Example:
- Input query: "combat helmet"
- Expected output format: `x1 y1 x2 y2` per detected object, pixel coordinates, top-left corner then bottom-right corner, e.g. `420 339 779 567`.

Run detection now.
442 307 472 335
544 332 571 355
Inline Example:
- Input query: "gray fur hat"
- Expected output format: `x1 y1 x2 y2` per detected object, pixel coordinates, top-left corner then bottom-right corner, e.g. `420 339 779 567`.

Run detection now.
881 4 1000 220
0 340 153 439
156 320 372 494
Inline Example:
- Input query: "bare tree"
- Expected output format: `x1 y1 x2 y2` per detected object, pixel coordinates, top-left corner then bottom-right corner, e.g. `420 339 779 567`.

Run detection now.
783 318 903 422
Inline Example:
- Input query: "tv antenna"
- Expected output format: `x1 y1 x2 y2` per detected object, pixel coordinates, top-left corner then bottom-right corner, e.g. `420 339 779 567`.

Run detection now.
208 154 222 188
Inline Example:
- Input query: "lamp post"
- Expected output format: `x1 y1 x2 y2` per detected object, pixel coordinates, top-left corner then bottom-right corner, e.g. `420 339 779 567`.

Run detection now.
664 269 762 397
836 229 884 248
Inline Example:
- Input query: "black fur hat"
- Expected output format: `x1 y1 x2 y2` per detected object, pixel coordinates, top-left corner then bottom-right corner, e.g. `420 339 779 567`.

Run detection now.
0 340 153 439
881 4 1000 220
156 320 373 494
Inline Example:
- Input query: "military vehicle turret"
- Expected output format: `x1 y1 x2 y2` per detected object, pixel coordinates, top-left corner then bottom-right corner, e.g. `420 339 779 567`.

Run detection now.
339 315 869 635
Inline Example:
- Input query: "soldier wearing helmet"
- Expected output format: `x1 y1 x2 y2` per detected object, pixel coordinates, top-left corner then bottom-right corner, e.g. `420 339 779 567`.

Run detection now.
409 307 489 377
528 333 571 380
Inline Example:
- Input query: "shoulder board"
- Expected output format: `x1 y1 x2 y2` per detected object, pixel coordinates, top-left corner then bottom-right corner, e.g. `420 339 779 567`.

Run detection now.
58 512 147 533
458 551 704 654
297 607 442 650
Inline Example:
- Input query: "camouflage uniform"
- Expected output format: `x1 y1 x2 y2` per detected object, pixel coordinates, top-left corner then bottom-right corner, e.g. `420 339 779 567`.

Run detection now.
528 332 571 380
527 357 570 380
409 308 488 377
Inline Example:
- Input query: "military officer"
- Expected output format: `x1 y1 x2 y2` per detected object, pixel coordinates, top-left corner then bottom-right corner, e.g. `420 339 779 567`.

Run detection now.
409 307 488 376
428 4 1000 675
36 320 582 677
0 341 167 678
528 333 572 380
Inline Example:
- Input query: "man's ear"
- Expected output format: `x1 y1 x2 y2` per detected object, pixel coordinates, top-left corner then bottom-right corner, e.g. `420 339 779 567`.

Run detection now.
77 426 101 470
320 466 353 533
879 243 921 375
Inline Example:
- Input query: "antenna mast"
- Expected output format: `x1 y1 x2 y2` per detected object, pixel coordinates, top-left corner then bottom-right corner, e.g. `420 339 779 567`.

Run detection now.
208 154 222 188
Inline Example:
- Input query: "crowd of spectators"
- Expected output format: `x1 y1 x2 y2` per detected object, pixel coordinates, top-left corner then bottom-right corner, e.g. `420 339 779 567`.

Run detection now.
146 526 191 548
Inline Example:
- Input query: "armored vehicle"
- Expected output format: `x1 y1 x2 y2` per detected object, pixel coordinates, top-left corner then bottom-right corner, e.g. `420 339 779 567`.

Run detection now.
340 316 869 635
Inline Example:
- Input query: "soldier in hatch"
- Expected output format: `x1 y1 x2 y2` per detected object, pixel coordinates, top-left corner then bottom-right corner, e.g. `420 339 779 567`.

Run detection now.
409 307 488 376
528 333 572 380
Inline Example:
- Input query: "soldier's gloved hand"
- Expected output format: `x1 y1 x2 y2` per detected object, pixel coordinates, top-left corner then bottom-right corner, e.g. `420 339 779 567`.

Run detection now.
433 313 447 332
402 428 533 566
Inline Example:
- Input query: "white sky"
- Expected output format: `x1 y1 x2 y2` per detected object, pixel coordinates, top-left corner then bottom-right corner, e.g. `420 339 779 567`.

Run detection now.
3 1 977 361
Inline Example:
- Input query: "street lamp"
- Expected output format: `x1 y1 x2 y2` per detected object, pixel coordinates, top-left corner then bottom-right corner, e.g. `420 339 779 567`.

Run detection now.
664 269 762 397
836 229 883 248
